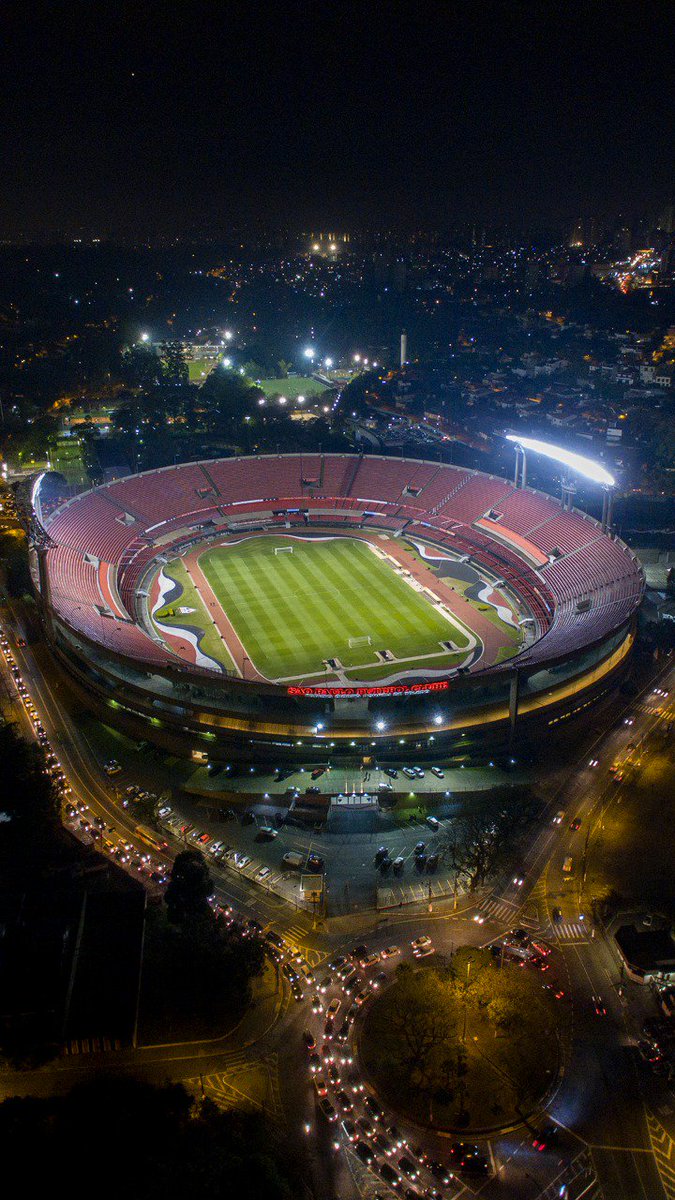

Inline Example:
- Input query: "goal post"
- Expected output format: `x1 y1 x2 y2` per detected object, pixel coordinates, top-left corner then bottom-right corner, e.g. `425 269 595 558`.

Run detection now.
348 635 372 649
274 545 294 555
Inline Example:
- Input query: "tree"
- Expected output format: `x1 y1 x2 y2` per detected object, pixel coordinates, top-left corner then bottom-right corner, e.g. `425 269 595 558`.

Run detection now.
160 342 189 387
164 849 213 926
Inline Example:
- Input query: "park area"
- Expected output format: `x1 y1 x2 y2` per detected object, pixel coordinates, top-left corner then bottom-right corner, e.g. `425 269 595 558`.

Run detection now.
359 949 565 1133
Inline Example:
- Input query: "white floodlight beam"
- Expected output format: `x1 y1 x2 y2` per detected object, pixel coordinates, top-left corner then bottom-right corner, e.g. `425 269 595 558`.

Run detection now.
505 435 615 488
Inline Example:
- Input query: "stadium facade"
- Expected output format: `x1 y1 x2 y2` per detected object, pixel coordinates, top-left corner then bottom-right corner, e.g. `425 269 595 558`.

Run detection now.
28 453 644 764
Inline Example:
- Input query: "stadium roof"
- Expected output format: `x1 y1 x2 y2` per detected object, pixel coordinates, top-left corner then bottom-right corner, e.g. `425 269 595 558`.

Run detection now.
505 434 615 487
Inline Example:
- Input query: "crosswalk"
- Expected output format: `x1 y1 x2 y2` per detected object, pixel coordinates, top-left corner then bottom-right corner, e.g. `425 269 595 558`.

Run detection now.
477 896 518 922
377 876 464 911
540 1151 602 1200
63 1035 122 1055
553 921 589 942
647 1111 675 1200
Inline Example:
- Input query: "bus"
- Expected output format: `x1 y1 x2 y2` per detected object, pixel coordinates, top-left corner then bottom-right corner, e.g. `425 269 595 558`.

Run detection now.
135 825 169 853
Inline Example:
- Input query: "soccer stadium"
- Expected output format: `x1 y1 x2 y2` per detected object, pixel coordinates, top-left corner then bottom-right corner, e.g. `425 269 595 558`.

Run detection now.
27 450 644 763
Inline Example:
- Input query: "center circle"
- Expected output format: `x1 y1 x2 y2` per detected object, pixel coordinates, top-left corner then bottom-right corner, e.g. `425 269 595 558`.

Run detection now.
358 949 566 1134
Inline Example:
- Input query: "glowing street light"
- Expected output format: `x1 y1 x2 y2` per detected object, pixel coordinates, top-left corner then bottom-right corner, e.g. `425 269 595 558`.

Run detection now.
222 356 232 368
303 346 315 360
324 356 333 369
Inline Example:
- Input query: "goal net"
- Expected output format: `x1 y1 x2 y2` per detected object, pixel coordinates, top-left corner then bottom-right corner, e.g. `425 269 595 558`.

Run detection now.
274 545 294 555
348 635 372 649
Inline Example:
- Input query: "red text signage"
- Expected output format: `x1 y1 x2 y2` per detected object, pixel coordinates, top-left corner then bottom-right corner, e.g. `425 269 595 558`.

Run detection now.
287 680 450 698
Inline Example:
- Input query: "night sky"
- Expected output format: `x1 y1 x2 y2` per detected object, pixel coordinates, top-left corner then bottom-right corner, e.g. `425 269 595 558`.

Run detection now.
1 0 673 237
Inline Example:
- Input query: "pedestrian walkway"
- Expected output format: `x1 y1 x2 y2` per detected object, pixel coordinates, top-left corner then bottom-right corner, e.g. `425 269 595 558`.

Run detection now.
186 1052 283 1121
64 1035 122 1055
553 920 590 942
377 875 464 910
540 1151 602 1199
647 1111 675 1200
477 895 519 922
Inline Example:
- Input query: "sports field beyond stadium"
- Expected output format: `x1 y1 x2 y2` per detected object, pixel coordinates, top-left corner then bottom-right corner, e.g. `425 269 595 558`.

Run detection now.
195 535 472 682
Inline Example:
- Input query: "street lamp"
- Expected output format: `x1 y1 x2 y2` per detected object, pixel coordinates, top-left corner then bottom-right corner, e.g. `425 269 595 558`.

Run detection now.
324 357 333 369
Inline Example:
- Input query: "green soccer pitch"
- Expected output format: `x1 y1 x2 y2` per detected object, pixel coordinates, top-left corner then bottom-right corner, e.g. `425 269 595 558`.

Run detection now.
196 535 473 682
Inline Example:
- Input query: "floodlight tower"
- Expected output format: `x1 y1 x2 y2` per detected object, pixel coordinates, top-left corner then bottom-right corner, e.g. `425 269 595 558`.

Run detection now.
506 434 616 533
400 330 408 368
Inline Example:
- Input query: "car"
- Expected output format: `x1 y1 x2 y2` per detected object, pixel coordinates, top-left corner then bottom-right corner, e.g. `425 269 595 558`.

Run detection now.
341 966 357 987
327 1062 340 1085
336 1089 353 1112
426 815 440 831
311 766 326 779
530 940 552 957
374 845 389 865
552 906 563 922
354 989 372 1006
403 767 417 779
257 866 271 879
291 985 304 1002
308 1053 321 1073
324 1017 334 1039
393 856 405 874
513 875 525 887
387 1123 406 1149
350 943 368 961
426 853 439 872
360 952 380 969
431 766 444 779
414 945 435 959
364 1095 383 1121
236 854 251 869
542 982 566 1000
569 818 582 831
311 995 323 1013
330 954 348 971
589 757 599 767
527 954 550 972
347 1070 364 1094
326 997 342 1017
314 1076 328 1097
318 1097 337 1123
319 973 333 992
336 1019 351 1042
373 1132 394 1156
411 935 431 950
321 1043 334 1063
638 1040 663 1064
592 995 607 1017
553 810 565 824
372 971 387 989
381 945 400 959
399 1156 419 1181
414 841 426 856
355 1140 374 1165
384 767 398 779
266 931 285 952
429 1160 451 1185
307 852 324 872
379 1162 400 1188
344 974 363 995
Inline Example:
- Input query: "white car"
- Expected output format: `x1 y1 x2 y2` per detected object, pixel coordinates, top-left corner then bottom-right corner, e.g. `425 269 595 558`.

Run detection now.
236 855 251 869
257 865 271 879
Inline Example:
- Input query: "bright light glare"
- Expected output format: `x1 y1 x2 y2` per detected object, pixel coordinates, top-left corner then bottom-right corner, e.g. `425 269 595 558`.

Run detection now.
375 720 387 732
139 331 150 343
324 357 333 368
223 330 233 341
222 356 232 368
433 714 443 726
505 434 615 487
303 346 315 359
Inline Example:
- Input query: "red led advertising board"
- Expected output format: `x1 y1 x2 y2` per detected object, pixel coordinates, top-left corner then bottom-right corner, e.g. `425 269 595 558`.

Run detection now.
287 680 450 698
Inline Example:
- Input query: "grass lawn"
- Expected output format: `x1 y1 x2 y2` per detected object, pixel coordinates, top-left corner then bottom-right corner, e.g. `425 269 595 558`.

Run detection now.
188 357 220 383
257 376 328 399
198 535 472 682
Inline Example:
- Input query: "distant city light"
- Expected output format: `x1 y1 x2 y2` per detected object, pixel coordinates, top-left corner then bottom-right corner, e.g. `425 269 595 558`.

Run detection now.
505 434 615 487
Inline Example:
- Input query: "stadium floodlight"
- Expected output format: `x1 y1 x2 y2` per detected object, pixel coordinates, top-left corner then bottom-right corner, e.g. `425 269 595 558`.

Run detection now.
353 353 361 362
505 434 615 487
223 329 233 341
297 395 305 403
303 346 315 360
375 719 387 732
139 331 150 343
324 356 333 368
433 713 443 726
222 356 232 368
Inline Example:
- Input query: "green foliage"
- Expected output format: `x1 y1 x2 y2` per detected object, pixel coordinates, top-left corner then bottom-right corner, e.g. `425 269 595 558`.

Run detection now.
0 1077 303 1200
0 724 63 883
165 849 214 925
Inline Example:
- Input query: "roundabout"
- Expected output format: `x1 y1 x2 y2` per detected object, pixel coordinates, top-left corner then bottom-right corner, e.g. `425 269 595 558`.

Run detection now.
357 947 566 1135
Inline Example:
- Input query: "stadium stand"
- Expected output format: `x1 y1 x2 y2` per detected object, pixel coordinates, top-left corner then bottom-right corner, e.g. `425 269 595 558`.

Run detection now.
38 454 643 676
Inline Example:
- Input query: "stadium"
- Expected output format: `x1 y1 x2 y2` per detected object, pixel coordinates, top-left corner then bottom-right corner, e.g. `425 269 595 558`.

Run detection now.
28 449 644 764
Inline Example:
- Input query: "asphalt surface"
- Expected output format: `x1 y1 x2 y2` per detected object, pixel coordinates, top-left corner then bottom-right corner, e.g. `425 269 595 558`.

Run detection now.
1 583 675 1200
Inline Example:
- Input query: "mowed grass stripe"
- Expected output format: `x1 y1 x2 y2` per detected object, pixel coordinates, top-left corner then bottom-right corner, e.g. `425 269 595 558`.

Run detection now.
198 536 471 681
212 547 329 676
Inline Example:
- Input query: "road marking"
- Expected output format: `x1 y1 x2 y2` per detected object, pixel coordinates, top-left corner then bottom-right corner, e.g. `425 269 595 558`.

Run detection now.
647 1112 675 1200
